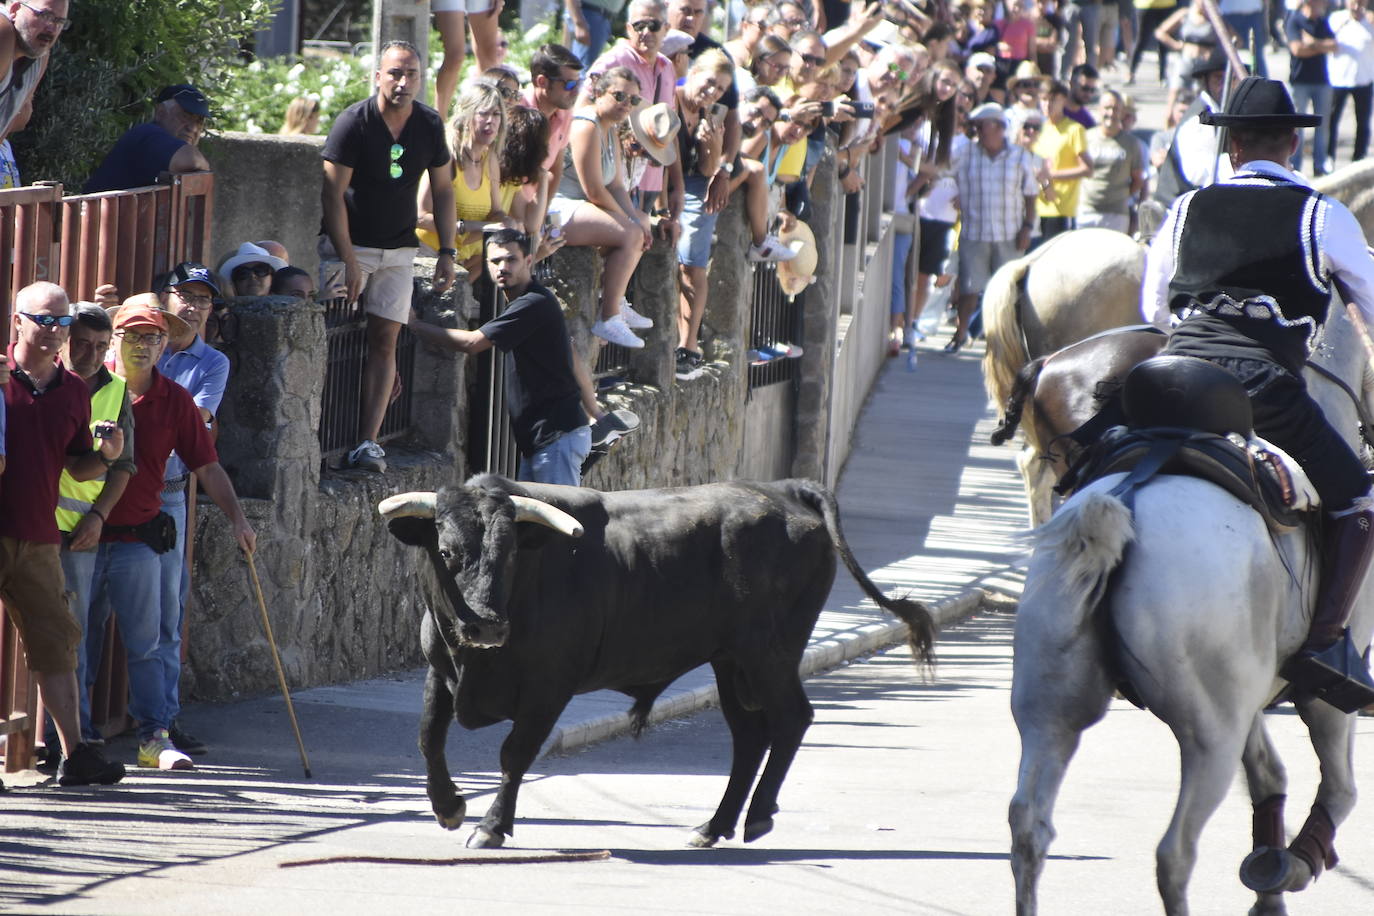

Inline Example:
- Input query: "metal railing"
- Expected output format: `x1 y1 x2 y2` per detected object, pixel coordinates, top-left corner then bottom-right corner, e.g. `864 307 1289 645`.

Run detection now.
318 293 418 465
0 173 214 769
468 278 520 477
747 263 803 390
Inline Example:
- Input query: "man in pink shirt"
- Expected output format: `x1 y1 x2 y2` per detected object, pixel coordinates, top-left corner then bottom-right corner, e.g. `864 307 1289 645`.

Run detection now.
585 0 685 231
522 43 584 221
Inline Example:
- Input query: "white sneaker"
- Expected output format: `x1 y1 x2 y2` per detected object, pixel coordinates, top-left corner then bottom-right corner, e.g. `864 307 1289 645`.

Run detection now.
138 729 194 771
748 235 800 263
590 315 646 348
347 439 387 473
619 300 654 330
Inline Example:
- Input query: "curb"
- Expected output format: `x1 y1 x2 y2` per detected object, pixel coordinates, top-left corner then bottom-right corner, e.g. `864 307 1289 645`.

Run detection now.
541 588 990 757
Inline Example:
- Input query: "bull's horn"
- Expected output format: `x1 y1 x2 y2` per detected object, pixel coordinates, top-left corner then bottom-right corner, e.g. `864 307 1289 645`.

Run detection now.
378 492 437 519
510 495 584 537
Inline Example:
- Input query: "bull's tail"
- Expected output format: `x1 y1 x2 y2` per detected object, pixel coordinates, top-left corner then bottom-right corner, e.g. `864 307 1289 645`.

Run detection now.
1026 490 1135 637
799 483 936 671
990 356 1048 447
981 251 1036 411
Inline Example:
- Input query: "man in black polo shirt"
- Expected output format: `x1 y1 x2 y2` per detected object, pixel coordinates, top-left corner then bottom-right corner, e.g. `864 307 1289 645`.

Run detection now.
408 229 589 485
321 39 457 474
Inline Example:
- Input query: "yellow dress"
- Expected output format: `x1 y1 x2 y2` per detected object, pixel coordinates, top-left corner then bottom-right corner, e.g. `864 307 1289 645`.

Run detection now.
416 151 494 259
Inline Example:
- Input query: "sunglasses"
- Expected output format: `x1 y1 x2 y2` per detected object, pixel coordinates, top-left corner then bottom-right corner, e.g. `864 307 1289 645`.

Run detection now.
233 263 273 279
19 311 75 328
496 85 518 100
781 16 807 27
799 53 825 68
630 18 663 33
1022 123 1042 132
114 330 166 346
609 90 643 106
560 77 583 91
389 142 404 179
888 61 909 82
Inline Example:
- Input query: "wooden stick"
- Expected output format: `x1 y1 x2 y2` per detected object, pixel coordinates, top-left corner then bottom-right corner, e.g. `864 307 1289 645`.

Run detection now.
244 549 312 779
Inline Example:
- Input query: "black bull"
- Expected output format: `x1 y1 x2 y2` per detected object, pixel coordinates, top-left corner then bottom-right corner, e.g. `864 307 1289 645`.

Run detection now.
380 473 936 849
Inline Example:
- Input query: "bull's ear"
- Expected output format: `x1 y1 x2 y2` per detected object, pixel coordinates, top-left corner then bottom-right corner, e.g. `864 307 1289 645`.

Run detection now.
387 516 437 547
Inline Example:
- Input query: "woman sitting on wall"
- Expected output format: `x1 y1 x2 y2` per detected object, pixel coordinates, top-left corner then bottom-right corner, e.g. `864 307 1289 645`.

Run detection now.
499 104 566 262
547 66 654 349
417 82 513 279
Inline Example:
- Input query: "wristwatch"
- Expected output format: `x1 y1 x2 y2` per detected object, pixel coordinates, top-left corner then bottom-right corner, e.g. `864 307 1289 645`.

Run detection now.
438 247 458 258
718 162 734 176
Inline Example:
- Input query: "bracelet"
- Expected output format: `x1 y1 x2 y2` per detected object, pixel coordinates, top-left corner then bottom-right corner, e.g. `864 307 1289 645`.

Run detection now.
88 506 106 523
438 247 458 258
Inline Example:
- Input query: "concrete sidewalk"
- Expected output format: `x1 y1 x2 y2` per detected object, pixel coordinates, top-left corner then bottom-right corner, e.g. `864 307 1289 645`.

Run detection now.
283 335 1026 758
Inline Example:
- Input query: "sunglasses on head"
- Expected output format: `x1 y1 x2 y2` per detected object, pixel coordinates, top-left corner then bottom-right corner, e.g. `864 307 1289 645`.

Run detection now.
609 90 643 106
20 311 75 328
630 18 663 32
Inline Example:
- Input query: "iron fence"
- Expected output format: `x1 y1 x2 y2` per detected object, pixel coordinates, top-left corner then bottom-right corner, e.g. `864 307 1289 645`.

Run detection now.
467 278 520 477
747 262 803 390
318 294 418 465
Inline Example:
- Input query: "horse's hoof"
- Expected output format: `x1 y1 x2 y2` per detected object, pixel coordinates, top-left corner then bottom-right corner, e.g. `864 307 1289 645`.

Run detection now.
433 796 466 830
466 826 504 849
1247 894 1289 916
687 830 719 849
743 817 774 843
1240 847 1305 894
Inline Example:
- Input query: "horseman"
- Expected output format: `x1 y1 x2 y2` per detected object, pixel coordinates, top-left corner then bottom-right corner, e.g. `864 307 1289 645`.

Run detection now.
1141 76 1374 711
1152 47 1235 207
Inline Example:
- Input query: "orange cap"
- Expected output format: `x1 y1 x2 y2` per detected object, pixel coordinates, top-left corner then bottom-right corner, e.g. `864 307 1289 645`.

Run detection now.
112 302 170 333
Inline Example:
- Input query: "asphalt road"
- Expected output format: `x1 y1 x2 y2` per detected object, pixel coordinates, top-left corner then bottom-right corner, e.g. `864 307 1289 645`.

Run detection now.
5 610 1373 915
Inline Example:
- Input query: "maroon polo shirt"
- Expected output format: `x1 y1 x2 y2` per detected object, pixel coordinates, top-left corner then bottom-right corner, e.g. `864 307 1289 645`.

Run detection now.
0 345 94 545
103 368 217 538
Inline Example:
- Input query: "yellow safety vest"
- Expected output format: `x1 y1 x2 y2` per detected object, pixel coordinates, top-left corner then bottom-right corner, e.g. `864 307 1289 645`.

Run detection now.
55 373 127 534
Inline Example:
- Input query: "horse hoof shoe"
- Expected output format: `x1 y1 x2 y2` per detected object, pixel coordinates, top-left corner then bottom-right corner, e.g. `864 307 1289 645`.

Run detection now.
743 817 775 843
434 798 466 830
467 827 504 849
1240 847 1293 894
687 830 719 848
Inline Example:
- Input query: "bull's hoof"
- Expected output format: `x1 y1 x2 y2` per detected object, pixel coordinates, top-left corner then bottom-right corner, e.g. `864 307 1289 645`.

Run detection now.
432 796 466 830
743 817 775 843
466 825 504 849
1240 847 1312 894
1247 894 1289 916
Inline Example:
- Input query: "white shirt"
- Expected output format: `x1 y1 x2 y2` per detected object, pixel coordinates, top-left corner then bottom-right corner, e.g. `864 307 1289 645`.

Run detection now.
921 133 967 224
1142 159 1374 327
1173 91 1234 187
1329 9 1374 88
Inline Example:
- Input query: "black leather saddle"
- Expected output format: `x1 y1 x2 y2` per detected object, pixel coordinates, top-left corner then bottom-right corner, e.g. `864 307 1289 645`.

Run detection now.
1059 356 1305 529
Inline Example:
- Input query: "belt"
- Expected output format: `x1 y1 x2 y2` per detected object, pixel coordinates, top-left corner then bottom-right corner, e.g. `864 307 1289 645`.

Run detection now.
163 474 190 493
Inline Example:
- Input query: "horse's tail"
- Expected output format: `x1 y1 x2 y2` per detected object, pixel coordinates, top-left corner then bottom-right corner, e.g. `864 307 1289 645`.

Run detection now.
990 356 1049 446
1029 490 1135 633
799 482 936 672
981 251 1036 411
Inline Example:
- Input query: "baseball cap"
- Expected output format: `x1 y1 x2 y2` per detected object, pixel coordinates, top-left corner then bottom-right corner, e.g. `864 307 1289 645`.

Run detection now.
968 102 1008 124
968 52 997 72
156 84 211 118
111 302 170 333
166 261 221 295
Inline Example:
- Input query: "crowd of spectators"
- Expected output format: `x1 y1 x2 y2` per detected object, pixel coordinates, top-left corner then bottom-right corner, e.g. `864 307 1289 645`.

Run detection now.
12 0 1374 783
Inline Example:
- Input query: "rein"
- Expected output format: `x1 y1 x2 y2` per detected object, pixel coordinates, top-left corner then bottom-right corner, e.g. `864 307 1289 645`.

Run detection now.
1304 359 1374 453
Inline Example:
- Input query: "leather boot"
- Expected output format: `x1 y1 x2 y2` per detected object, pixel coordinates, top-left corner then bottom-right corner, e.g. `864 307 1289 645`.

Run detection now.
1280 508 1374 713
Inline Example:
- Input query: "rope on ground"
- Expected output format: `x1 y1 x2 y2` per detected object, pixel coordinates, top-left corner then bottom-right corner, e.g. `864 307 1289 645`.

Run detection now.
279 849 612 868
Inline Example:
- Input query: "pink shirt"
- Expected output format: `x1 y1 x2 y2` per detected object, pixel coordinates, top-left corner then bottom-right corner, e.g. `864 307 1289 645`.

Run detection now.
523 87 573 172
997 19 1037 61
587 40 677 193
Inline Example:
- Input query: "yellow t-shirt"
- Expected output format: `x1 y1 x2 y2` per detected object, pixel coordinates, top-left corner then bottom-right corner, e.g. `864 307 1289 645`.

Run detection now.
776 141 807 183
416 152 495 258
1033 116 1088 219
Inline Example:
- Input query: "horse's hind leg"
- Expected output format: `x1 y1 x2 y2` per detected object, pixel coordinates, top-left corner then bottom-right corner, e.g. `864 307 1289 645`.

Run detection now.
1008 635 1114 915
1157 723 1251 916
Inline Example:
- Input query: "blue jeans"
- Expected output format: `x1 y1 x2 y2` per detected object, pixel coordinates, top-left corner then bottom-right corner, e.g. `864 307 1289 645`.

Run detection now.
91 539 166 741
58 546 100 742
1222 11 1268 79
1290 82 1333 172
519 426 591 486
891 231 913 318
571 5 613 71
158 489 190 723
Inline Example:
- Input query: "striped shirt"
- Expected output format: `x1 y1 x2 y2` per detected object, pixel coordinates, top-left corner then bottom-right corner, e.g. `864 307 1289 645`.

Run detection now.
955 141 1040 242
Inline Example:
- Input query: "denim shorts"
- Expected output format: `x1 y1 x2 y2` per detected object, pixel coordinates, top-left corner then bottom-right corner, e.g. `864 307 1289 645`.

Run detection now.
677 175 720 269
519 425 592 487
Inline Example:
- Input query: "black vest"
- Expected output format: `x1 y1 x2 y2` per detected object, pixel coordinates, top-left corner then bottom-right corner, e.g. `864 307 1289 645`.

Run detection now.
1167 176 1330 373
1153 97 1211 206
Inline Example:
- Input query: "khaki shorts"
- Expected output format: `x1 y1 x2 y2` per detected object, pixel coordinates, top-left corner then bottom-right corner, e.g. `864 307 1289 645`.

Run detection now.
0 537 80 674
317 236 419 325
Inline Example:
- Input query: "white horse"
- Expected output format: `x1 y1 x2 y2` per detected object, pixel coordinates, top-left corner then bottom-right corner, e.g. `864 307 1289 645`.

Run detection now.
1009 304 1374 915
981 228 1147 525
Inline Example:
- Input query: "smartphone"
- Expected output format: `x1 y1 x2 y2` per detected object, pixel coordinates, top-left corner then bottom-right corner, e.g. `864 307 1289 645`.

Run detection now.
545 209 563 240
820 100 835 118
319 259 347 300
851 101 876 119
92 423 113 439
710 102 727 126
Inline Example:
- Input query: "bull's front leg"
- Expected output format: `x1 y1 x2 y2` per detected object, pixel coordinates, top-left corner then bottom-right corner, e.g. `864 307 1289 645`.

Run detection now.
467 705 565 849
420 664 466 830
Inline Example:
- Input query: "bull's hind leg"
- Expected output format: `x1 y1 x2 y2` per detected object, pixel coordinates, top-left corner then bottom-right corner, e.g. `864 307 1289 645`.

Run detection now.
741 669 814 843
419 666 466 830
1009 619 1114 915
690 658 770 848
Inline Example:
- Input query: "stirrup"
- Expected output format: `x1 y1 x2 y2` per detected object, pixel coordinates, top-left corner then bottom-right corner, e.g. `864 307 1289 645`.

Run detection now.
1281 630 1374 713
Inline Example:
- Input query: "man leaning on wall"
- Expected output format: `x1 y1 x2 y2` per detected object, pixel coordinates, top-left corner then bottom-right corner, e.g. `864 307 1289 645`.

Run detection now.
319 39 456 474
0 0 67 139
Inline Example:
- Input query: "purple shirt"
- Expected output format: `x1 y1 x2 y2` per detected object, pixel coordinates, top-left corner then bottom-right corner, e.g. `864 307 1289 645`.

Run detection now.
587 40 677 193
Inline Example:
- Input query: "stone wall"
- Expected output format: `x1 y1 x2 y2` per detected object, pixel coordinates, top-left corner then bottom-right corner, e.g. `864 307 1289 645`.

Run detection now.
182 135 849 701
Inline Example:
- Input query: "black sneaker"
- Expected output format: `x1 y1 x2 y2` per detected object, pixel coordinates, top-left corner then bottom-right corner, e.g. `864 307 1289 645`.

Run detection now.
675 347 704 381
56 743 126 786
169 720 209 756
590 409 640 447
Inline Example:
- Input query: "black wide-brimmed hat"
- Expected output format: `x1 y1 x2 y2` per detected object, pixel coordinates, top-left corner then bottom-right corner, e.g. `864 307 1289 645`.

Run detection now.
1199 77 1323 128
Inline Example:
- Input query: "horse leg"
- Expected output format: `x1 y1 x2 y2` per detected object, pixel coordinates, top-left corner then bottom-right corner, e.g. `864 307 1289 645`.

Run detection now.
1008 626 1114 914
690 658 770 848
1018 447 1055 527
467 703 567 849
741 670 814 843
1242 697 1358 896
1156 724 1251 916
1240 714 1290 916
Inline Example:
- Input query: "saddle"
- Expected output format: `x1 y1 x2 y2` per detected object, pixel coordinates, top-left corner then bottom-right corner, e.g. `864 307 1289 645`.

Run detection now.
1059 356 1315 531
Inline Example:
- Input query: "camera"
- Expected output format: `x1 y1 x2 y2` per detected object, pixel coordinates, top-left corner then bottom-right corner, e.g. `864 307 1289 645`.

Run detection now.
851 102 876 119
93 423 114 439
